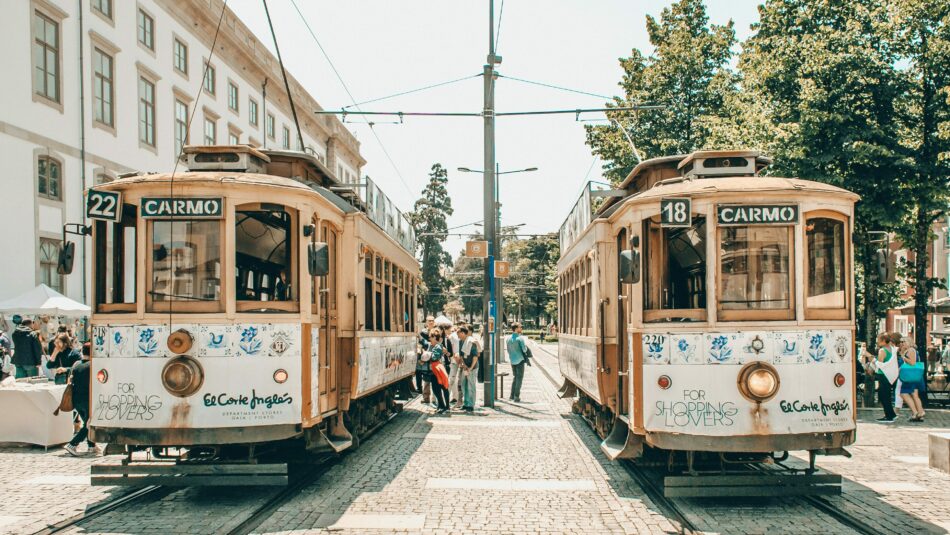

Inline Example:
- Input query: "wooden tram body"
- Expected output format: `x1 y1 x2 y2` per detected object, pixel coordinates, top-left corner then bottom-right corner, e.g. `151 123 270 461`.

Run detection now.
557 151 859 471
81 146 419 482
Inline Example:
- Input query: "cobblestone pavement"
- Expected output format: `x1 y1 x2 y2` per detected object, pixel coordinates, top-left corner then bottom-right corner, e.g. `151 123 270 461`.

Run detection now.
533 341 950 535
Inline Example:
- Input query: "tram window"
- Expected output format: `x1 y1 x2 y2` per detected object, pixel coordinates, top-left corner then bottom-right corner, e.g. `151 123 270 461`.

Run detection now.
643 217 707 322
149 220 221 310
235 208 295 310
806 216 847 316
364 278 374 330
95 205 137 311
719 225 793 320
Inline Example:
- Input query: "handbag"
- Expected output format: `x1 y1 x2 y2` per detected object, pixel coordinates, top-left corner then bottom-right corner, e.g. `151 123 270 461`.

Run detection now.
898 362 925 383
53 383 74 416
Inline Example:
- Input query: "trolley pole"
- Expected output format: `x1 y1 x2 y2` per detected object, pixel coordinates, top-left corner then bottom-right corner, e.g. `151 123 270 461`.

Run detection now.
482 0 499 408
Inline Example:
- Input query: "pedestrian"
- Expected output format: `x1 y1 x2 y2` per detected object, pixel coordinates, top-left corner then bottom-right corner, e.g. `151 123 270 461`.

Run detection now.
11 317 43 378
0 327 12 380
897 336 926 422
863 332 899 422
446 324 462 409
47 333 80 385
505 322 529 402
457 326 479 412
47 324 69 356
427 329 450 413
64 343 100 456
415 316 435 403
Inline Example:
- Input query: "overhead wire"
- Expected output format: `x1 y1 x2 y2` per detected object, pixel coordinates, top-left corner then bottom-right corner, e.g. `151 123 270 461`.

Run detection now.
342 73 483 110
288 0 414 198
495 74 614 100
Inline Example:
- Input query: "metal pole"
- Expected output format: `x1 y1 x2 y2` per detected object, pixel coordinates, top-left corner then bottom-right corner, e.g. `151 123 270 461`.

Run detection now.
482 0 497 407
495 162 505 366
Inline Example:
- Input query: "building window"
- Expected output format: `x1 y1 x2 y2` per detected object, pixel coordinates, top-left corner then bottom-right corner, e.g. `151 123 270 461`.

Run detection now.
173 38 188 75
92 0 111 19
93 48 114 127
203 117 216 145
266 113 275 139
203 62 215 95
281 126 290 149
228 132 239 145
295 135 303 152
33 11 60 103
40 239 64 293
37 156 61 201
227 82 238 112
248 98 258 126
138 77 156 147
174 99 189 154
137 9 154 50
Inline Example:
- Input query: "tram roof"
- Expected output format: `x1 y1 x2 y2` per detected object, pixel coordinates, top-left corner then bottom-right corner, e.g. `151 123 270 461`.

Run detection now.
621 174 859 203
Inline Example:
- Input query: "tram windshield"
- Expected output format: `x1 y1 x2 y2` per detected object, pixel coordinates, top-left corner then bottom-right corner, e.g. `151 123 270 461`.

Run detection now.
149 220 222 305
719 226 792 318
643 217 707 321
235 208 293 303
806 217 846 309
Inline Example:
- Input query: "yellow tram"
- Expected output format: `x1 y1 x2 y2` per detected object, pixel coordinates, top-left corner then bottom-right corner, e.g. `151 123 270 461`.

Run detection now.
557 150 858 493
69 145 419 485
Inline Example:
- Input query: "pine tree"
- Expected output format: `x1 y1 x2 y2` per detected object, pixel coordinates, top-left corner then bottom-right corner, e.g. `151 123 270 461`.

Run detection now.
585 0 737 184
407 164 454 315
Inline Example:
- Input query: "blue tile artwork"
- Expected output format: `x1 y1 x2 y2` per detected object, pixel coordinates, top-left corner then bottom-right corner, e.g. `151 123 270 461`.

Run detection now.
705 333 738 364
642 333 670 364
670 334 701 364
806 330 833 364
772 332 804 364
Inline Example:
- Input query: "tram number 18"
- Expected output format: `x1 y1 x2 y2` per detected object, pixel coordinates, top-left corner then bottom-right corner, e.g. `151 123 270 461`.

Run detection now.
660 198 691 228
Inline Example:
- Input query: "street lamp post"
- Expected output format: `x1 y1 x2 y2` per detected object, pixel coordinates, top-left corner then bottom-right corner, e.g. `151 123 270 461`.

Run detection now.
458 165 536 406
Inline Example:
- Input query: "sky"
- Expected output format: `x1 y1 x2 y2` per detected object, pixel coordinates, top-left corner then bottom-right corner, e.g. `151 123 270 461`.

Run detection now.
230 1 764 259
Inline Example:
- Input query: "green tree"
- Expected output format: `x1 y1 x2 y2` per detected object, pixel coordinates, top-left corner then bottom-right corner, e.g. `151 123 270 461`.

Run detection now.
890 0 950 350
450 234 485 321
735 0 909 345
407 164 454 315
502 234 559 326
586 0 737 184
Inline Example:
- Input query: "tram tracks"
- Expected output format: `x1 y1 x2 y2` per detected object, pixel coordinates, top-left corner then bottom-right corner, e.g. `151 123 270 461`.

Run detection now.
31 485 173 535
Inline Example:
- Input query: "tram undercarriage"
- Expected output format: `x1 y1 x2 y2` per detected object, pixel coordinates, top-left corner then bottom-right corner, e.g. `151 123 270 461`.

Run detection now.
91 379 413 487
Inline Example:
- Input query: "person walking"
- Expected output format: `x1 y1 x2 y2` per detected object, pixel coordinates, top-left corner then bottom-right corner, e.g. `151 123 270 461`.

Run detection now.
864 332 899 423
11 317 43 378
457 326 479 412
415 316 436 403
64 343 100 456
47 333 80 385
505 322 529 403
427 329 450 413
897 336 926 422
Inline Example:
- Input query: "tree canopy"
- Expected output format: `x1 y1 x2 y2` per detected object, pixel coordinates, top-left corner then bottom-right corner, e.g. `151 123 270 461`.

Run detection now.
407 164 454 316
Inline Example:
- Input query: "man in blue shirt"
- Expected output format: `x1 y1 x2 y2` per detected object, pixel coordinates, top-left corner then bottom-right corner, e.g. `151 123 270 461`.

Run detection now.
505 322 528 402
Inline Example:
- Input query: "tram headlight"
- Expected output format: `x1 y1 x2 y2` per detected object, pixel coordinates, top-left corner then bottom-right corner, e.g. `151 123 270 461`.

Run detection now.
737 362 780 402
161 356 204 398
273 369 288 384
96 369 108 384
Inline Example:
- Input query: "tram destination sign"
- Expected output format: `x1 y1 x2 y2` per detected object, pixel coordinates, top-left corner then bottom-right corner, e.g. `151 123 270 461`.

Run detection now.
86 189 123 222
141 197 223 219
717 204 799 226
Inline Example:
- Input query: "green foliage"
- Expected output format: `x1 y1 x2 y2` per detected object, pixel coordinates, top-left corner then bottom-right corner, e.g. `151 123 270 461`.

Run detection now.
450 233 486 320
502 234 559 325
585 0 737 184
407 164 454 315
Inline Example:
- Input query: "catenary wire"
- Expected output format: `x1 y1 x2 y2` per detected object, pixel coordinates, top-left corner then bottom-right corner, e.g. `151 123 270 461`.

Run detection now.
288 0 414 198
495 73 614 100
342 74 483 110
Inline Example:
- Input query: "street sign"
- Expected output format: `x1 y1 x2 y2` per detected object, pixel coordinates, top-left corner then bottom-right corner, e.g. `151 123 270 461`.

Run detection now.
466 240 489 258
86 189 123 222
660 198 691 228
494 261 510 278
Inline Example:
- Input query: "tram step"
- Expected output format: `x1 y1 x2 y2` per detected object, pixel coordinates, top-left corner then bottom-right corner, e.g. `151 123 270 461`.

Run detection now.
663 473 842 498
91 462 289 486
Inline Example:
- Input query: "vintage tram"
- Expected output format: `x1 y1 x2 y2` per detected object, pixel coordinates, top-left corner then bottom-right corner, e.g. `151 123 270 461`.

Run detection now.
557 150 857 493
69 145 419 485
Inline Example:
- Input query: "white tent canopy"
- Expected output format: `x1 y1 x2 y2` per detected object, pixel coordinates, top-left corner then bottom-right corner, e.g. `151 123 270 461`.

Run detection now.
0 284 90 318
433 315 453 327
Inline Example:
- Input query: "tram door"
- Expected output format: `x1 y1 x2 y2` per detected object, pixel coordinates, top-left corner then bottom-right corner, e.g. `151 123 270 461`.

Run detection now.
318 224 340 413
616 229 629 417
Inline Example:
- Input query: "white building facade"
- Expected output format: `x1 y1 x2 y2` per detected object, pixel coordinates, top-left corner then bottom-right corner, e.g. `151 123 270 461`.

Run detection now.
1 0 365 305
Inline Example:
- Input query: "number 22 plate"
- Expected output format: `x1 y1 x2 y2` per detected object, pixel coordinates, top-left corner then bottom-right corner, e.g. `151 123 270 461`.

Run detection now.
86 189 123 222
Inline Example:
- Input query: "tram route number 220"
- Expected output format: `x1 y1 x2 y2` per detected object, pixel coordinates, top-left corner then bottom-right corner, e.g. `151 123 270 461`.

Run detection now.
660 198 691 228
86 189 123 222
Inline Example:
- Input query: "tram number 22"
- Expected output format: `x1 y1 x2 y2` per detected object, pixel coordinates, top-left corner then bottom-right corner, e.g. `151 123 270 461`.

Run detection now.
86 190 123 222
660 198 691 228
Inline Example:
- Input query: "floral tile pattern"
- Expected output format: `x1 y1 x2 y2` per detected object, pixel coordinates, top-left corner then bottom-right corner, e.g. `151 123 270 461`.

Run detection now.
642 334 670 365
805 330 834 364
134 324 168 357
92 325 109 357
110 326 134 358
738 331 772 363
670 333 702 365
705 333 738 364
772 331 805 364
234 324 268 357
